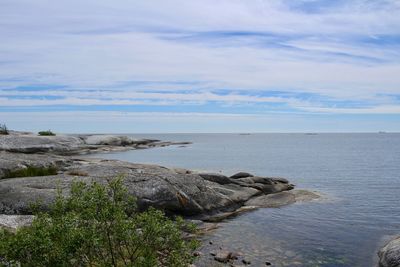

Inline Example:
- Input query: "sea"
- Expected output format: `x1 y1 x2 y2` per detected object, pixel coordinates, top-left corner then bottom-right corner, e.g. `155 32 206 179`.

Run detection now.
89 133 400 267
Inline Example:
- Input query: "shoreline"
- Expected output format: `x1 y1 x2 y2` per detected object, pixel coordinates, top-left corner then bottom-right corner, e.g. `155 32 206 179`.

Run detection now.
1 131 324 266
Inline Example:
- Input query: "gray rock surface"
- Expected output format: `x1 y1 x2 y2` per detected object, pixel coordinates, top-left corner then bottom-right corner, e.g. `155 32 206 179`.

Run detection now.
0 133 84 154
0 151 71 178
0 214 34 232
378 237 400 267
198 173 232 185
0 154 295 217
82 135 138 146
231 176 295 194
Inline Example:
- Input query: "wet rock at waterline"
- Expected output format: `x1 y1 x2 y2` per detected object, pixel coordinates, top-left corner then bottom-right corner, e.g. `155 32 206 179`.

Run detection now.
378 236 400 267
244 190 321 208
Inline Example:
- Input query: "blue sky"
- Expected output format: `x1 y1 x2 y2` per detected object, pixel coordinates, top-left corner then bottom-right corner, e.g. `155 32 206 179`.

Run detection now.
1 0 400 132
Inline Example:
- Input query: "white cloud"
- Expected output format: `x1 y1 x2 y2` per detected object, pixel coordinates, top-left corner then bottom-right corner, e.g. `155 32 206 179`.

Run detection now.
0 0 399 119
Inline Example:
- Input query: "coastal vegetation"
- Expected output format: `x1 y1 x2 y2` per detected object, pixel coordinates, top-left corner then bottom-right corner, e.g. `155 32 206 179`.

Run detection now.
0 178 199 267
0 124 8 135
2 165 58 179
38 130 56 136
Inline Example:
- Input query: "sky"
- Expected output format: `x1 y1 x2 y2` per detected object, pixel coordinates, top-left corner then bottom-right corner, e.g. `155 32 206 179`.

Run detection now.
1 0 400 133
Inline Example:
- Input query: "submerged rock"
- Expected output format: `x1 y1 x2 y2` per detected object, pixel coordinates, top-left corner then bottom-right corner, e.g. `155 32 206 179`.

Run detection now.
378 236 400 267
244 190 320 208
245 191 295 208
214 250 234 263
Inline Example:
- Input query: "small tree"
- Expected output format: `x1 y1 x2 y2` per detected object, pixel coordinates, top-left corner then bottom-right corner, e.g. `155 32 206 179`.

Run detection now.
38 130 55 136
0 124 8 135
0 178 198 267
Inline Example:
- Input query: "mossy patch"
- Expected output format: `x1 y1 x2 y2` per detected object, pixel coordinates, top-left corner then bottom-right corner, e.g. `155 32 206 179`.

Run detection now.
3 166 58 179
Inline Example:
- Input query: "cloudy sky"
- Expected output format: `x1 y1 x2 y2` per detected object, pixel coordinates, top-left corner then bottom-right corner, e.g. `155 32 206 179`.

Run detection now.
1 0 400 132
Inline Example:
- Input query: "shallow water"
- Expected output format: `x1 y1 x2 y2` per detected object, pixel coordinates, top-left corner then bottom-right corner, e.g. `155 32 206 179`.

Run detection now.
89 133 400 266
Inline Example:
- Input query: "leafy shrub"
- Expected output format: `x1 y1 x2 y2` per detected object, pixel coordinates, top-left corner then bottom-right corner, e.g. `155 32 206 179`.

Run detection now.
0 178 199 267
38 130 56 136
2 165 58 179
0 124 8 135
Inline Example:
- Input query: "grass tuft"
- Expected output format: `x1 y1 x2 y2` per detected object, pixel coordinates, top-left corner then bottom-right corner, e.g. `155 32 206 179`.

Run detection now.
3 166 58 179
0 123 9 135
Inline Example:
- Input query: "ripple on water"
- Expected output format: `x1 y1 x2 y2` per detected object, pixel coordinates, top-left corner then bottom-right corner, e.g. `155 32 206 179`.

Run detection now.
93 133 400 267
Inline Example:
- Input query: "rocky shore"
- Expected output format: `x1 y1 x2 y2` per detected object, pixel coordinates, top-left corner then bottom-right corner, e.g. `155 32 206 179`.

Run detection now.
1 131 396 266
1 131 323 266
0 131 321 219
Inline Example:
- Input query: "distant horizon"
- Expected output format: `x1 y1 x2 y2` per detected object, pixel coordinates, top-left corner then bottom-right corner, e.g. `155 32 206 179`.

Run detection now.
7 128 400 135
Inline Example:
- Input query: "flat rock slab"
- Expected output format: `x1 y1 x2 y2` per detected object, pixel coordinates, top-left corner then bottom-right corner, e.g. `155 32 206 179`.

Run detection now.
0 133 84 154
0 132 171 155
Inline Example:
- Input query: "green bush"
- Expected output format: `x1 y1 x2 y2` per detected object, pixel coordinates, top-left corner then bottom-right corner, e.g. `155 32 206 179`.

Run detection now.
38 130 56 136
0 178 199 267
0 124 8 135
3 165 58 179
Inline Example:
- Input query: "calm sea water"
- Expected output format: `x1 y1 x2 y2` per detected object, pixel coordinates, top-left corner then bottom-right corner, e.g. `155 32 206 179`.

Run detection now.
90 133 400 267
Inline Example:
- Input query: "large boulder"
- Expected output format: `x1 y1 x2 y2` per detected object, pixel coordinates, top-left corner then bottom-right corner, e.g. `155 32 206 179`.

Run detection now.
0 156 294 217
0 158 243 215
378 237 400 267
